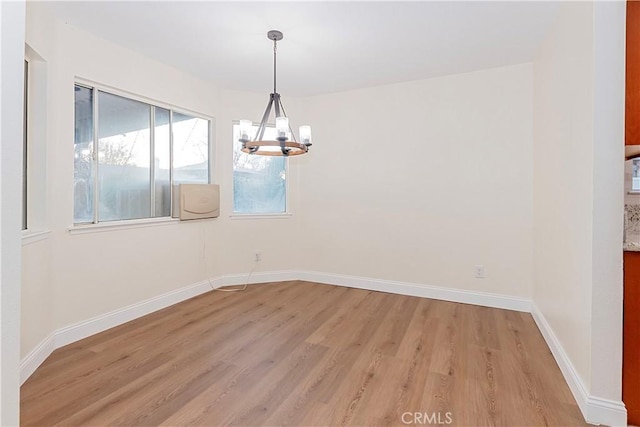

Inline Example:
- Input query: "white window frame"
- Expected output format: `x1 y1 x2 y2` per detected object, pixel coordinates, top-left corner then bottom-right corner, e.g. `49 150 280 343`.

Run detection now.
230 120 291 219
71 78 215 229
22 57 28 231
22 45 50 245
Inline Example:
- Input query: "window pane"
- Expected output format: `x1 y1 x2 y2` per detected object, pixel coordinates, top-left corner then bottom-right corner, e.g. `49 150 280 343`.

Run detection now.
154 107 171 217
173 112 209 184
233 124 286 214
74 85 213 224
98 91 151 221
74 85 94 224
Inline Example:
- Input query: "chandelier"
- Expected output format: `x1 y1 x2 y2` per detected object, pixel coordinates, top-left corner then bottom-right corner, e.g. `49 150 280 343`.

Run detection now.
239 30 312 157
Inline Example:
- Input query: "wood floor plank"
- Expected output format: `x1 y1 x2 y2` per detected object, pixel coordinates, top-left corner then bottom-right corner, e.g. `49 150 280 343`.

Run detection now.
21 282 302 402
305 292 399 406
21 281 587 427
222 342 330 427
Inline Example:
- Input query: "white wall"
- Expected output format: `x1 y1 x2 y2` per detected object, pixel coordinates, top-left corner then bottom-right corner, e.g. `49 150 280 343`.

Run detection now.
297 64 534 298
533 1 595 391
1 0 26 424
533 0 625 409
21 4 54 364
21 240 52 360
590 0 625 402
209 87 303 277
22 2 300 355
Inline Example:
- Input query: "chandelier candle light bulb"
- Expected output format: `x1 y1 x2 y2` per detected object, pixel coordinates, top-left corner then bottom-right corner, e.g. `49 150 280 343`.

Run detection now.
239 119 253 142
239 30 312 157
276 117 290 140
299 125 312 145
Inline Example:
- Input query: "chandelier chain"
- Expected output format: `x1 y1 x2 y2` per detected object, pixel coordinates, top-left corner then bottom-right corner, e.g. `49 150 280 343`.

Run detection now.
273 38 277 95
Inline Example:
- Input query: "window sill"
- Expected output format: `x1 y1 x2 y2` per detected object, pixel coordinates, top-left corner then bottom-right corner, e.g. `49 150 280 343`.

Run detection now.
68 217 180 235
229 213 292 220
22 230 51 245
629 191 640 195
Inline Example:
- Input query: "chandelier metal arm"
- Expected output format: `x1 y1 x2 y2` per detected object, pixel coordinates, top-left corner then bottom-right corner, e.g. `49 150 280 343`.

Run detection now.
255 94 274 142
277 97 297 143
270 93 289 155
273 93 282 118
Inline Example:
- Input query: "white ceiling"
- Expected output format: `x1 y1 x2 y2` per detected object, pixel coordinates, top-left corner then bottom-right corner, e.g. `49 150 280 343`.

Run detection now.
45 1 560 97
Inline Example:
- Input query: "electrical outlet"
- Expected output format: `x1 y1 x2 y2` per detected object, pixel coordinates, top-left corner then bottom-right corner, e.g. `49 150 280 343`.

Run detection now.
254 251 261 262
474 265 485 279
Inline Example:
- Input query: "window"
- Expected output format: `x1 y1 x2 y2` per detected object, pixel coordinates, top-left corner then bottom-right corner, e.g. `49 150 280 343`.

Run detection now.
22 46 48 239
634 159 640 192
74 84 212 224
232 123 286 214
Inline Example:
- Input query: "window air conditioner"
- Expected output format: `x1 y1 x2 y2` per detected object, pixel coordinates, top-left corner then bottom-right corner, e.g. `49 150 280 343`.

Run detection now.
172 184 220 220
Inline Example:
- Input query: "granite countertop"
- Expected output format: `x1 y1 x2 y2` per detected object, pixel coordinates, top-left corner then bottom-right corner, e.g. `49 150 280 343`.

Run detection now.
625 242 640 252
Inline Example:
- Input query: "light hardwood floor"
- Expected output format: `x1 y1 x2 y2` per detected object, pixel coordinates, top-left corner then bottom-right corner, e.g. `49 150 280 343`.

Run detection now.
21 281 587 426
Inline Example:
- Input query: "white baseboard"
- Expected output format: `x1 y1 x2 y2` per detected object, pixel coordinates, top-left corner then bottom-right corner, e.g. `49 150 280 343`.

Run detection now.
54 280 214 349
19 333 55 385
20 279 212 385
297 270 532 312
19 270 629 427
19 272 300 385
216 270 532 312
531 303 627 426
210 270 298 288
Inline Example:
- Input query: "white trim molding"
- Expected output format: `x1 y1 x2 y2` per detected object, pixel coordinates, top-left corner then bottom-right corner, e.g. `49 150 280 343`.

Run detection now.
21 229 50 245
54 280 213 349
210 270 298 288
68 217 179 235
531 303 627 426
297 270 532 312
20 280 211 384
19 333 55 385
19 271 628 427
229 213 293 220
